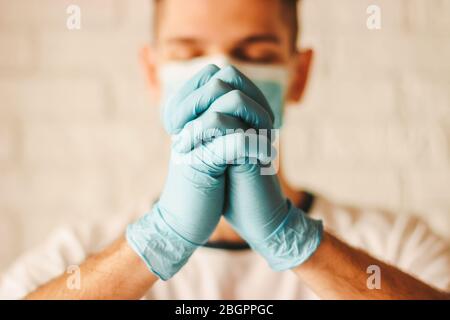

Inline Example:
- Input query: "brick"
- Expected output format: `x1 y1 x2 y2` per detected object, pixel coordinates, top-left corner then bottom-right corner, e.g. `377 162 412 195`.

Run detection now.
108 73 158 122
0 32 34 71
118 0 152 33
0 76 108 122
285 115 449 171
399 74 450 122
402 0 450 36
22 123 112 170
108 151 168 217
396 123 449 170
21 121 168 172
36 30 147 75
0 209 22 271
284 118 391 169
328 35 450 79
301 0 406 36
283 166 403 211
299 75 399 121
0 169 112 217
15 168 116 247
0 126 17 170
0 0 121 31
0 111 21 170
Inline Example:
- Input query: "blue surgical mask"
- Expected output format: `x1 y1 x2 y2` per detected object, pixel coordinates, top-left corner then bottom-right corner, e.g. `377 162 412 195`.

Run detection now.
158 55 289 129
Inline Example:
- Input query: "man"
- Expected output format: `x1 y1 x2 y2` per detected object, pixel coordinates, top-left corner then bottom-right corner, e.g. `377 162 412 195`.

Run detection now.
0 0 448 299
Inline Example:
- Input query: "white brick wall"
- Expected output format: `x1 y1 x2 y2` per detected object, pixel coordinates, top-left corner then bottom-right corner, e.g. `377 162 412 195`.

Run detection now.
0 0 449 271
284 0 450 239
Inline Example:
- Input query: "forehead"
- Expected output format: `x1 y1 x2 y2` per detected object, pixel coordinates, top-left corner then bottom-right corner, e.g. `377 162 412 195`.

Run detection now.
158 0 289 43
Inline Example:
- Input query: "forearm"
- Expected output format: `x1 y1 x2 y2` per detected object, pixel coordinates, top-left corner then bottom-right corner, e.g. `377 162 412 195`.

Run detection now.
26 236 158 300
293 231 448 300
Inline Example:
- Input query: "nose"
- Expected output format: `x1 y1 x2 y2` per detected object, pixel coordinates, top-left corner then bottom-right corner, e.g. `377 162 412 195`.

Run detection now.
203 44 237 67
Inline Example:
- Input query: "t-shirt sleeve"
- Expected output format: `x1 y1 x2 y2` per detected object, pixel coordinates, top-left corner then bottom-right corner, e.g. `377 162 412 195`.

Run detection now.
383 214 450 291
312 197 450 291
0 213 134 299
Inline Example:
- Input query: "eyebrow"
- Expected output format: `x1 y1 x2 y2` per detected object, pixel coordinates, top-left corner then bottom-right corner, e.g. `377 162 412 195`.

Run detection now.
164 37 204 45
238 34 281 46
163 34 281 46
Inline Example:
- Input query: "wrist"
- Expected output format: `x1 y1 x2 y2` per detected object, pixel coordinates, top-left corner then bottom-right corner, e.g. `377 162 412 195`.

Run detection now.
126 207 198 281
249 200 324 271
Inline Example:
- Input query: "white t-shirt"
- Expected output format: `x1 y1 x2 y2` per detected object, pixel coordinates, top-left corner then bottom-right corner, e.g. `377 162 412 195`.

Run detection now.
0 194 448 299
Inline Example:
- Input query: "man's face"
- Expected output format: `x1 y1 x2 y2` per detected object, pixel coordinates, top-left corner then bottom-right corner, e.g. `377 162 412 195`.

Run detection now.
158 0 292 64
142 0 312 104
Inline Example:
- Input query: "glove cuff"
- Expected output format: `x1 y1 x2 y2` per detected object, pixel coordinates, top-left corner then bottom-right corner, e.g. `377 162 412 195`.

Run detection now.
126 206 198 281
250 200 324 271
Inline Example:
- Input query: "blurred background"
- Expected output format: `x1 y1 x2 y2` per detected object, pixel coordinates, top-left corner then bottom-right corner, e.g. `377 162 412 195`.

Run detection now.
0 0 449 271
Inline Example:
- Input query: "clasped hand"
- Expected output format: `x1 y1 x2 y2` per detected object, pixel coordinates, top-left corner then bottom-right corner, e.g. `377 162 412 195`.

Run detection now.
127 65 323 280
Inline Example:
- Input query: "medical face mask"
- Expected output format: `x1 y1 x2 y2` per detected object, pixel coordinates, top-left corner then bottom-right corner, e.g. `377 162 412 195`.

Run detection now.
158 55 289 129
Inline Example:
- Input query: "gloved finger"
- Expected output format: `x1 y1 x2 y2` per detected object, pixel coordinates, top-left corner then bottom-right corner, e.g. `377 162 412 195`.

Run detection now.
171 132 276 176
201 132 277 166
208 89 273 130
166 78 233 134
173 112 251 153
210 65 274 120
163 64 220 133
173 88 274 153
165 64 274 135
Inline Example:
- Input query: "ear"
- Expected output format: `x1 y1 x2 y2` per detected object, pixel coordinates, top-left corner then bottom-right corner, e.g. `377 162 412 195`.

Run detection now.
286 48 313 104
139 45 160 100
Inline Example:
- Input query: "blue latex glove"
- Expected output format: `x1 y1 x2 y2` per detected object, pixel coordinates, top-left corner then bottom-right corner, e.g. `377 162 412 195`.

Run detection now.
171 64 323 271
225 165 323 271
126 135 273 280
126 65 274 280
170 65 275 155
177 118 323 271
164 64 274 139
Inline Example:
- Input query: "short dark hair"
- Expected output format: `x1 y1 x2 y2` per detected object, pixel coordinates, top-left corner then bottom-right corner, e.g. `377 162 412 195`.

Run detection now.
281 0 300 48
151 0 300 49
